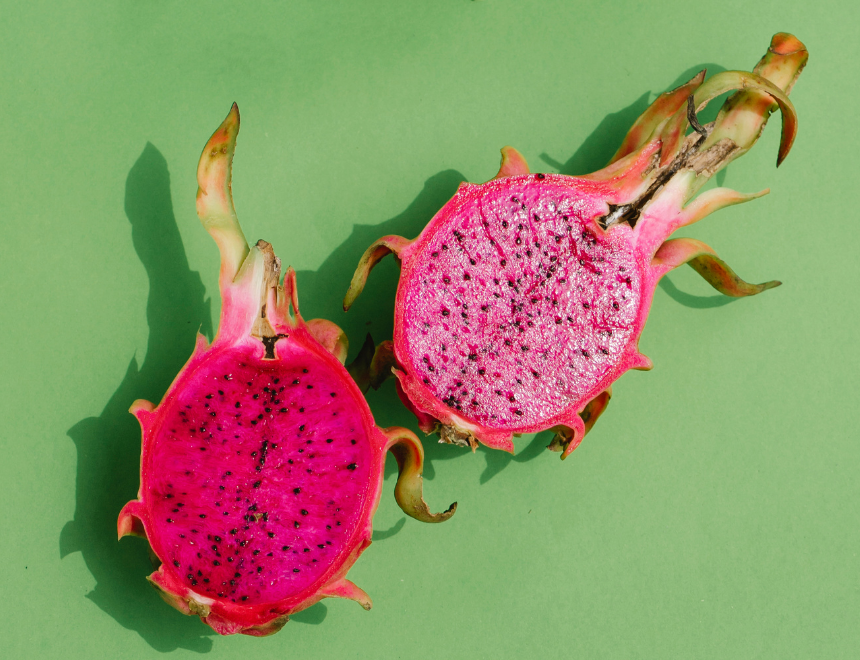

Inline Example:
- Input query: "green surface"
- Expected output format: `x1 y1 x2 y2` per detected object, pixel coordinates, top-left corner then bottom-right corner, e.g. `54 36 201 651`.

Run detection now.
1 1 856 657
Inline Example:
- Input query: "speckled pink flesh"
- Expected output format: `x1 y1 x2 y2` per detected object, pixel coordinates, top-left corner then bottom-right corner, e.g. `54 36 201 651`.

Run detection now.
397 175 643 430
145 343 372 606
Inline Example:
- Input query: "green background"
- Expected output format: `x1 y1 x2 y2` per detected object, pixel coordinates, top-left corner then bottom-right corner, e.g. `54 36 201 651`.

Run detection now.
1 1 856 657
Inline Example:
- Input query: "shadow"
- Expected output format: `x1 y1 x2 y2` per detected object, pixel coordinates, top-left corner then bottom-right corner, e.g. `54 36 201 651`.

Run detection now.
371 518 406 541
290 602 328 625
541 92 651 176
479 432 555 484
658 273 735 309
540 63 729 182
60 143 215 652
295 169 466 349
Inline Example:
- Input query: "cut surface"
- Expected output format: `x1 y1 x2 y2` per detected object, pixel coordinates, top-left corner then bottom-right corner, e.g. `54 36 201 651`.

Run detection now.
146 341 373 605
397 175 643 429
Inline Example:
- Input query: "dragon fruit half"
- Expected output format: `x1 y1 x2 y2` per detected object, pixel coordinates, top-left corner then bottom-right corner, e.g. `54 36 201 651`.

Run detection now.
118 105 455 636
344 33 807 457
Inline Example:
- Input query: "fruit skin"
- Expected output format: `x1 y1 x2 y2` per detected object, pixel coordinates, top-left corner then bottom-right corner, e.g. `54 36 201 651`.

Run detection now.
344 34 807 457
118 105 455 636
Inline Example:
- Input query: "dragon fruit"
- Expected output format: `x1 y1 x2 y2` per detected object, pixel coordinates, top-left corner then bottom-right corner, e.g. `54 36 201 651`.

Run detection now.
344 33 807 457
118 105 455 637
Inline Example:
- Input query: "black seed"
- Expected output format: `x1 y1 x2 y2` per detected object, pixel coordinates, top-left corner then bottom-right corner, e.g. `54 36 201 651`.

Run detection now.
173 560 180 567
300 509 309 516
242 596 249 601
294 521 300 529
293 568 300 573
347 463 357 471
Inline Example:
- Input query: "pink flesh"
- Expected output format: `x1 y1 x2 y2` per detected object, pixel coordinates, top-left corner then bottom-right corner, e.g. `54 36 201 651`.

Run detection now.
397 175 642 429
146 344 372 605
